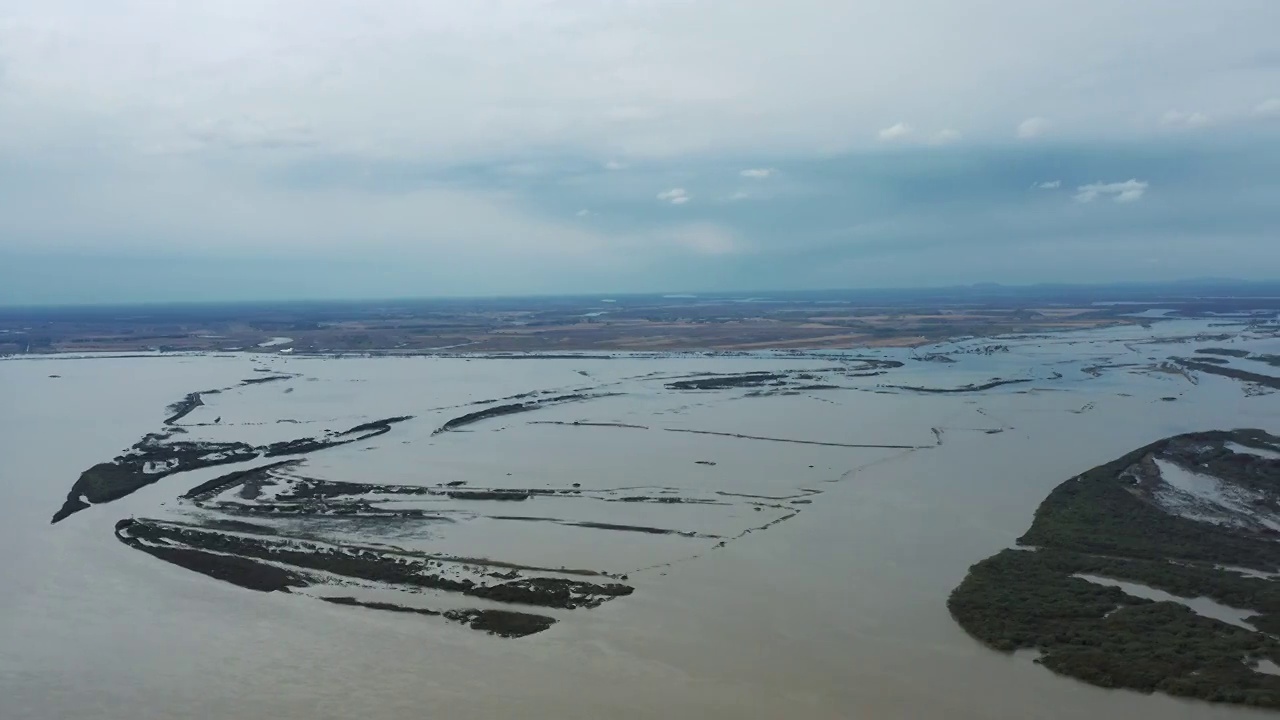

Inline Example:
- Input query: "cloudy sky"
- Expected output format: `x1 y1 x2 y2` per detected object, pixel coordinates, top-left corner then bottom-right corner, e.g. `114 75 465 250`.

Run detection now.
1 0 1278 304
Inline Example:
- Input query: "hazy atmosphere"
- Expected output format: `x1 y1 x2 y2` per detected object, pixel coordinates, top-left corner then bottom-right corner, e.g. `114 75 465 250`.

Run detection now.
1 0 1278 304
6 5 1280 719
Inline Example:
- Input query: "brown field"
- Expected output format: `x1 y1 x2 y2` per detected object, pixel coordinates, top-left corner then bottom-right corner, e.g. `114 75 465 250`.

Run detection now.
0 296 1147 355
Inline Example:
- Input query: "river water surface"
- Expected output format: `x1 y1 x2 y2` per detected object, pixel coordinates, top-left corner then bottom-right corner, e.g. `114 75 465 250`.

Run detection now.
3 321 1280 719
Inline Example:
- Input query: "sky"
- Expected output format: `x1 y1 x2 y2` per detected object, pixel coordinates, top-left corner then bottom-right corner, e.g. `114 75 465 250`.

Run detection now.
0 0 1278 304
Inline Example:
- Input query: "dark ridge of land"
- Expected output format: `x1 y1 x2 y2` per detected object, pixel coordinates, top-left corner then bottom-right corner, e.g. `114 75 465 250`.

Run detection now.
447 490 530 501
1196 348 1252 358
1175 359 1280 391
467 391 539 407
434 401 543 434
666 373 786 390
663 427 922 449
880 377 1035 394
956 344 1010 355
54 439 257 522
842 371 887 379
1081 362 1139 377
615 495 720 505
265 415 411 455
432 393 605 434
163 392 205 424
261 437 342 457
948 429 1280 709
529 420 650 430
182 460 300 500
321 595 441 616
849 358 906 370
215 503 435 520
488 515 703 537
441 608 558 638
465 575 633 607
199 518 279 535
183 466 743 519
240 375 293 385
271 477 431 500
52 411 414 523
339 415 415 436
116 518 633 610
115 519 308 592
571 520 694 536
318 597 557 638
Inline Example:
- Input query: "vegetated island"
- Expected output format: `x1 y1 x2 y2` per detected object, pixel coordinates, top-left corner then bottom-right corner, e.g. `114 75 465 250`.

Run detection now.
880 377 1034 394
431 393 610 434
1175 358 1280 391
949 429 1280 709
52 404 413 523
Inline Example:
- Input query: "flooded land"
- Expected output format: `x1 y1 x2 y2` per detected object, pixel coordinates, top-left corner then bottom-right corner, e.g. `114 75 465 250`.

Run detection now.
4 306 1280 719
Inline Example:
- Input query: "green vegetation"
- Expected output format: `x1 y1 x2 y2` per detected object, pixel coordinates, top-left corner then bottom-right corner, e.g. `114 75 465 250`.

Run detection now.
1019 435 1280 568
1176 359 1280 390
1191 348 1280 371
1196 347 1252 358
948 430 1280 709
950 550 1280 705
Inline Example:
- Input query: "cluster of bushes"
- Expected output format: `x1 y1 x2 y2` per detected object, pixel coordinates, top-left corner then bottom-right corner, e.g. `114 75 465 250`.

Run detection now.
949 430 1280 708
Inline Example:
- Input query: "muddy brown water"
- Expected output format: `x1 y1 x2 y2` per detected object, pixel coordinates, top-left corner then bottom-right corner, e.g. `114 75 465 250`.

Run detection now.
3 323 1280 719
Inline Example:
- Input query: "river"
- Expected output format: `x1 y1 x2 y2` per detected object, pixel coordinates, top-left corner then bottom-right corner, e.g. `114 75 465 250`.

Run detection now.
3 321 1279 719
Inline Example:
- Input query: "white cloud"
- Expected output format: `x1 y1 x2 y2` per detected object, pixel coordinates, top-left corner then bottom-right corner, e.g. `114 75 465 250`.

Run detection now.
1160 110 1210 129
740 168 774 179
928 128 962 145
1 0 1278 302
1035 180 1061 190
1016 117 1050 139
498 163 542 177
575 209 591 217
186 116 318 150
0 154 611 262
726 191 751 201
657 188 690 204
668 223 738 255
1074 179 1148 203
877 123 913 142
0 2 1275 165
